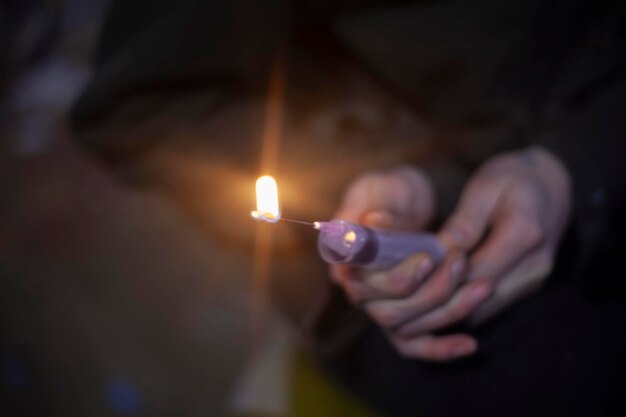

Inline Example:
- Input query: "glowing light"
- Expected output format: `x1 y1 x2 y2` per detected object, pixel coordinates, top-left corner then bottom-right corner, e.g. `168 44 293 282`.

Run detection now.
344 231 357 243
251 175 280 222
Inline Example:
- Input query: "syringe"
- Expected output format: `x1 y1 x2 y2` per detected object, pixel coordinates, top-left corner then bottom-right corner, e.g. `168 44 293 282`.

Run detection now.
263 217 446 269
314 220 446 269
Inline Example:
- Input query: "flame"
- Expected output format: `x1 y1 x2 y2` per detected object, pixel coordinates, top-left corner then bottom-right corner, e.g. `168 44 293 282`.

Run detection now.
251 175 280 222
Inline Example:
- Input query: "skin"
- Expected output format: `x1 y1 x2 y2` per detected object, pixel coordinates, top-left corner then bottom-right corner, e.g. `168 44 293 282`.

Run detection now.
330 146 572 361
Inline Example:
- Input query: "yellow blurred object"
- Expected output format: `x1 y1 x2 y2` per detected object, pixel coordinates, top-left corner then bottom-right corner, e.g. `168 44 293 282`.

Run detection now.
290 349 382 417
225 349 381 417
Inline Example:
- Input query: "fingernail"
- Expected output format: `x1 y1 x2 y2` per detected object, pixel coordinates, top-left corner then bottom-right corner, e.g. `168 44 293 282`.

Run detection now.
451 257 466 277
364 211 392 227
417 257 434 277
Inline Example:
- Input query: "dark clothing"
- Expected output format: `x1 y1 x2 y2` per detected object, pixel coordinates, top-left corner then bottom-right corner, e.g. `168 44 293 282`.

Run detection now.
72 0 626 416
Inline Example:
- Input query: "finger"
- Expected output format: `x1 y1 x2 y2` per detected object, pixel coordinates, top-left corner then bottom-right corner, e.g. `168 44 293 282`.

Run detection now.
468 214 544 282
395 278 493 337
330 266 377 305
329 264 351 286
342 253 434 303
364 251 466 329
438 178 505 251
333 254 433 303
388 332 478 361
467 252 552 324
335 173 402 222
363 253 434 299
336 169 432 231
329 264 373 305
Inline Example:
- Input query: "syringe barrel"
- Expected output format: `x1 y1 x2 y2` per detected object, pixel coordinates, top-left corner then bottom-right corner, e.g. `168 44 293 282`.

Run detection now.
317 220 446 269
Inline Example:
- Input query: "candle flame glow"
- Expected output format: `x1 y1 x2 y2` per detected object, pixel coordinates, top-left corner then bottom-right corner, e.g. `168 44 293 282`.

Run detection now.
251 175 280 222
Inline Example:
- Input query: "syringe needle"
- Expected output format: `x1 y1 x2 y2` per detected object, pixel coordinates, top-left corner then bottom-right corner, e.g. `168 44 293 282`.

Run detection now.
278 217 315 227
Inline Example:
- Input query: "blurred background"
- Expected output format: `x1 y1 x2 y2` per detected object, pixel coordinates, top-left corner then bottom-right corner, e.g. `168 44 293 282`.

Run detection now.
3 1 625 416
0 1 386 416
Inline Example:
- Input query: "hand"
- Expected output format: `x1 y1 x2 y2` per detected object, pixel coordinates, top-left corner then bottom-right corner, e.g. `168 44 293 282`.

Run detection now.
434 146 572 324
332 165 436 232
331 147 571 362
330 166 482 361
378 146 571 361
329 165 436 300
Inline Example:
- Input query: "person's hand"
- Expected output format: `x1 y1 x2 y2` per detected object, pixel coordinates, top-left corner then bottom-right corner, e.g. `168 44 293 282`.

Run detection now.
433 146 572 324
332 165 436 230
330 166 483 361
329 165 436 299
375 146 571 361
331 147 571 362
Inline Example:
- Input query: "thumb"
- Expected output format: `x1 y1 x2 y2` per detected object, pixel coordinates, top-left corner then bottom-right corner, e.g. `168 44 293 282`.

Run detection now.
336 168 434 231
362 210 394 228
438 180 503 251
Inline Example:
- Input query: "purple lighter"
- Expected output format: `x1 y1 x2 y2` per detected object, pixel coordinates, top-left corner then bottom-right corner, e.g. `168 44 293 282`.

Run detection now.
315 220 446 269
